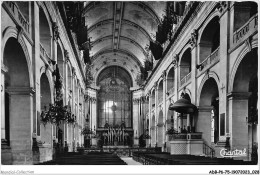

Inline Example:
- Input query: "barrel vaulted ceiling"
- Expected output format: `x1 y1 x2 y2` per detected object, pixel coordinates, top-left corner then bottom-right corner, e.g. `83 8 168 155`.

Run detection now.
83 1 167 86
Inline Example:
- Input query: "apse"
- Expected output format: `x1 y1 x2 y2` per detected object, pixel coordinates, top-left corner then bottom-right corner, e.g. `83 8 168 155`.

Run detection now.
97 66 133 128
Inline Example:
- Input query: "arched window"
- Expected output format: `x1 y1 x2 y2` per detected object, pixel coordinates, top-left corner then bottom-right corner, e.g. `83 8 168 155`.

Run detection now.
199 17 220 63
167 67 175 95
158 80 163 104
180 48 191 86
97 66 132 128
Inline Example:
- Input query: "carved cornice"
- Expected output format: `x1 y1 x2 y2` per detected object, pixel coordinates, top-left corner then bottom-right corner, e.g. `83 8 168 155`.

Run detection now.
6 87 35 95
197 106 213 112
227 92 252 100
84 94 97 103
189 29 198 48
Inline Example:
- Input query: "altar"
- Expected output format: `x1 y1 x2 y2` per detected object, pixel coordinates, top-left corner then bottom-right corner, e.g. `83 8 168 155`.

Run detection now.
97 126 133 147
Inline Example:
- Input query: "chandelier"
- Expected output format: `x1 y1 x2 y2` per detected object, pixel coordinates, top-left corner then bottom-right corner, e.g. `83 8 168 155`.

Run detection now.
41 64 76 126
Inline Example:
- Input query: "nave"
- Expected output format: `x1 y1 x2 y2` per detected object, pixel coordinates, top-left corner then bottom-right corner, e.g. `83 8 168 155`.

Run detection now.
37 152 127 165
1 1 258 167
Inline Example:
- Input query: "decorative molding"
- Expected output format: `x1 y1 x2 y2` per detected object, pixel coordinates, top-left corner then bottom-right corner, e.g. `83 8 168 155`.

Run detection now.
6 87 35 95
16 25 24 42
65 50 69 60
84 94 97 103
92 98 97 104
146 90 151 98
52 22 60 41
72 67 76 76
161 70 167 81
197 106 213 112
153 81 158 89
133 98 140 104
227 92 252 100
189 29 198 48
217 1 228 13
172 54 179 66
245 37 252 52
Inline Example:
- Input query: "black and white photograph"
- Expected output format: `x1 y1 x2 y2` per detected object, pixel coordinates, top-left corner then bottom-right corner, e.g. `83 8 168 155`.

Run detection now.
0 1 259 174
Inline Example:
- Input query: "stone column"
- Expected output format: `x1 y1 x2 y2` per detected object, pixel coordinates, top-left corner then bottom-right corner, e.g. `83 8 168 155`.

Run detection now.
91 97 97 146
33 2 40 140
148 91 151 147
218 2 229 141
154 81 158 147
64 59 70 149
133 98 139 146
71 76 75 151
162 71 167 150
197 106 212 146
1 67 7 141
172 57 178 133
228 92 250 161
137 98 140 137
189 29 198 104
6 87 35 164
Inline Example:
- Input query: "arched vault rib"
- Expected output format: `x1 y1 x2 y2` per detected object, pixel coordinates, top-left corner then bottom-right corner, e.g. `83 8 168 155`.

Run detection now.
88 19 114 32
120 36 147 56
91 35 113 46
129 2 161 24
122 20 152 41
88 19 153 42
91 48 143 67
91 35 147 58
83 1 106 15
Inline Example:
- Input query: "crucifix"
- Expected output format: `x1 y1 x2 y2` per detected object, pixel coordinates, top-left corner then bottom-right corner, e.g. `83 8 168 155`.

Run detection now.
221 83 225 93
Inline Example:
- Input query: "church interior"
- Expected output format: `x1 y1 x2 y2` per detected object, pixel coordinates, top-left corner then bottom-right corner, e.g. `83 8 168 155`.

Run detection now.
1 1 258 166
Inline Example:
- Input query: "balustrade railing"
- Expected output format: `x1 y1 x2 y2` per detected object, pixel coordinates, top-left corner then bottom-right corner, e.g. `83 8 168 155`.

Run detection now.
169 133 187 140
180 72 191 87
4 2 30 34
203 142 215 158
233 14 258 44
200 47 220 71
168 132 202 141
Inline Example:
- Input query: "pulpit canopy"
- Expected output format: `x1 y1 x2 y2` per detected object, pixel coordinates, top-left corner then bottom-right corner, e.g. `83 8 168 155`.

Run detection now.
169 98 197 114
